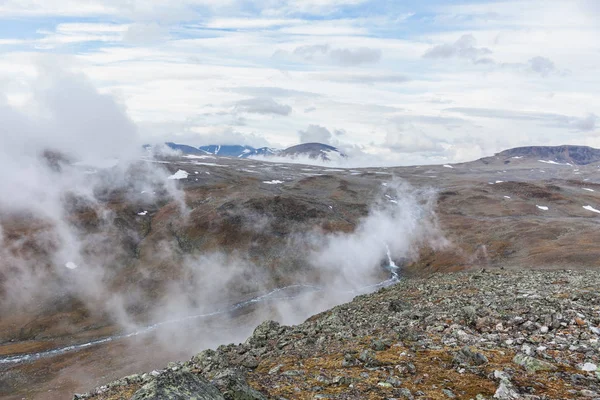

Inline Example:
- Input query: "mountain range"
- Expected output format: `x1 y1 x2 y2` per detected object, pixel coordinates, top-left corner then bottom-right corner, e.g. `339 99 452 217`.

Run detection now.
163 142 346 161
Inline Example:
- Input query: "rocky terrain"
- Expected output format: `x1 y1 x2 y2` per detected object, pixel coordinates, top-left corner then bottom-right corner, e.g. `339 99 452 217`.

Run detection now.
74 268 600 400
3 146 600 398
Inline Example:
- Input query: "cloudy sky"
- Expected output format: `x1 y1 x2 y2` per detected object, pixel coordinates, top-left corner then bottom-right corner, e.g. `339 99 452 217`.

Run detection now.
1 0 599 164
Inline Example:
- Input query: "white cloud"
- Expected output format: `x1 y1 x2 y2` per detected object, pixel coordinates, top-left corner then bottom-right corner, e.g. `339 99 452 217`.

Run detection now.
277 44 382 66
1 0 599 165
123 23 169 45
423 34 492 62
298 124 333 144
234 97 292 116
528 56 555 77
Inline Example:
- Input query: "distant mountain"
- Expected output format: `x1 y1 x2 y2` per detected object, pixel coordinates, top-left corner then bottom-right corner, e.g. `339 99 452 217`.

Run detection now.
163 142 209 155
493 145 600 165
163 143 276 158
161 142 343 161
279 143 346 161
199 145 255 157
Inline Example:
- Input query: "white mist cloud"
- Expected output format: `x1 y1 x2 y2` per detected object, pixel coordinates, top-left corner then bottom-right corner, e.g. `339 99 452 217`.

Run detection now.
308 179 447 289
298 124 333 144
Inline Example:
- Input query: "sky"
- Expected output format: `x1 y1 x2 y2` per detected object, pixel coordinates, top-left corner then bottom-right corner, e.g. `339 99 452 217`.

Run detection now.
0 0 599 165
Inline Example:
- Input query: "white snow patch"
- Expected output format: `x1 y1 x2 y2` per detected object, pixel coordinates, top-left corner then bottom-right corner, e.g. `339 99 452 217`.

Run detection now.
583 205 600 214
443 164 453 169
137 211 148 216
512 156 523 159
65 262 79 270
496 180 504 184
536 205 549 211
263 180 284 185
538 160 571 166
167 170 189 180
504 196 511 199
583 188 595 192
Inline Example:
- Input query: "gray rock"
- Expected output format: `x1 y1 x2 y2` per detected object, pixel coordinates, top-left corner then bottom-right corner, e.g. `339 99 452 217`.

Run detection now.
442 388 456 398
398 388 414 400
389 299 410 312
512 353 557 373
246 320 281 347
493 370 519 400
130 369 224 400
453 346 488 367
212 369 268 400
463 306 478 327
386 376 403 387
371 339 391 351
358 349 379 366
281 370 305 377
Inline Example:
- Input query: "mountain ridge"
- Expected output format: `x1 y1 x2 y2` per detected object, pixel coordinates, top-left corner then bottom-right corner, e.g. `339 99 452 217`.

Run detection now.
161 142 346 161
483 144 600 166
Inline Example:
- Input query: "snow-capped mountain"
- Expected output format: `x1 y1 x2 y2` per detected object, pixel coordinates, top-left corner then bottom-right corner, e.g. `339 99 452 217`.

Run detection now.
161 142 343 161
278 143 347 161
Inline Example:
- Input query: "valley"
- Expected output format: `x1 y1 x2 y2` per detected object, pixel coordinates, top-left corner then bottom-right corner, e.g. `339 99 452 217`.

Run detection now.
2 146 600 398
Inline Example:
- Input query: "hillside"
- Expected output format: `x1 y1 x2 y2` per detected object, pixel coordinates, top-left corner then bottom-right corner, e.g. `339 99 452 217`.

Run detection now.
478 145 600 166
75 268 600 400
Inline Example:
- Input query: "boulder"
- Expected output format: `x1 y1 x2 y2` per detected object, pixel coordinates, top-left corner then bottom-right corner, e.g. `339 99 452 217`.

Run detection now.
130 369 224 400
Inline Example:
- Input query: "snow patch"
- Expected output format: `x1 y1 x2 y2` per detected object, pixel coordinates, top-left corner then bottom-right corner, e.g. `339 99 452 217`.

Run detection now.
536 205 549 211
538 160 571 166
583 188 595 192
167 170 189 180
263 180 284 185
443 164 453 169
137 211 148 216
65 262 79 270
583 205 600 214
504 196 511 199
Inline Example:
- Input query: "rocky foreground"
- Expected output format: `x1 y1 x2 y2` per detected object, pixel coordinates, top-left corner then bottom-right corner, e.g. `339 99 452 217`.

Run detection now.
75 269 600 400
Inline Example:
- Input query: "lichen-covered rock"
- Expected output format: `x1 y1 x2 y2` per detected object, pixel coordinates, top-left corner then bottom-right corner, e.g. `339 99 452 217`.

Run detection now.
512 353 557 373
493 370 520 399
130 369 224 400
245 320 281 347
211 369 267 400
